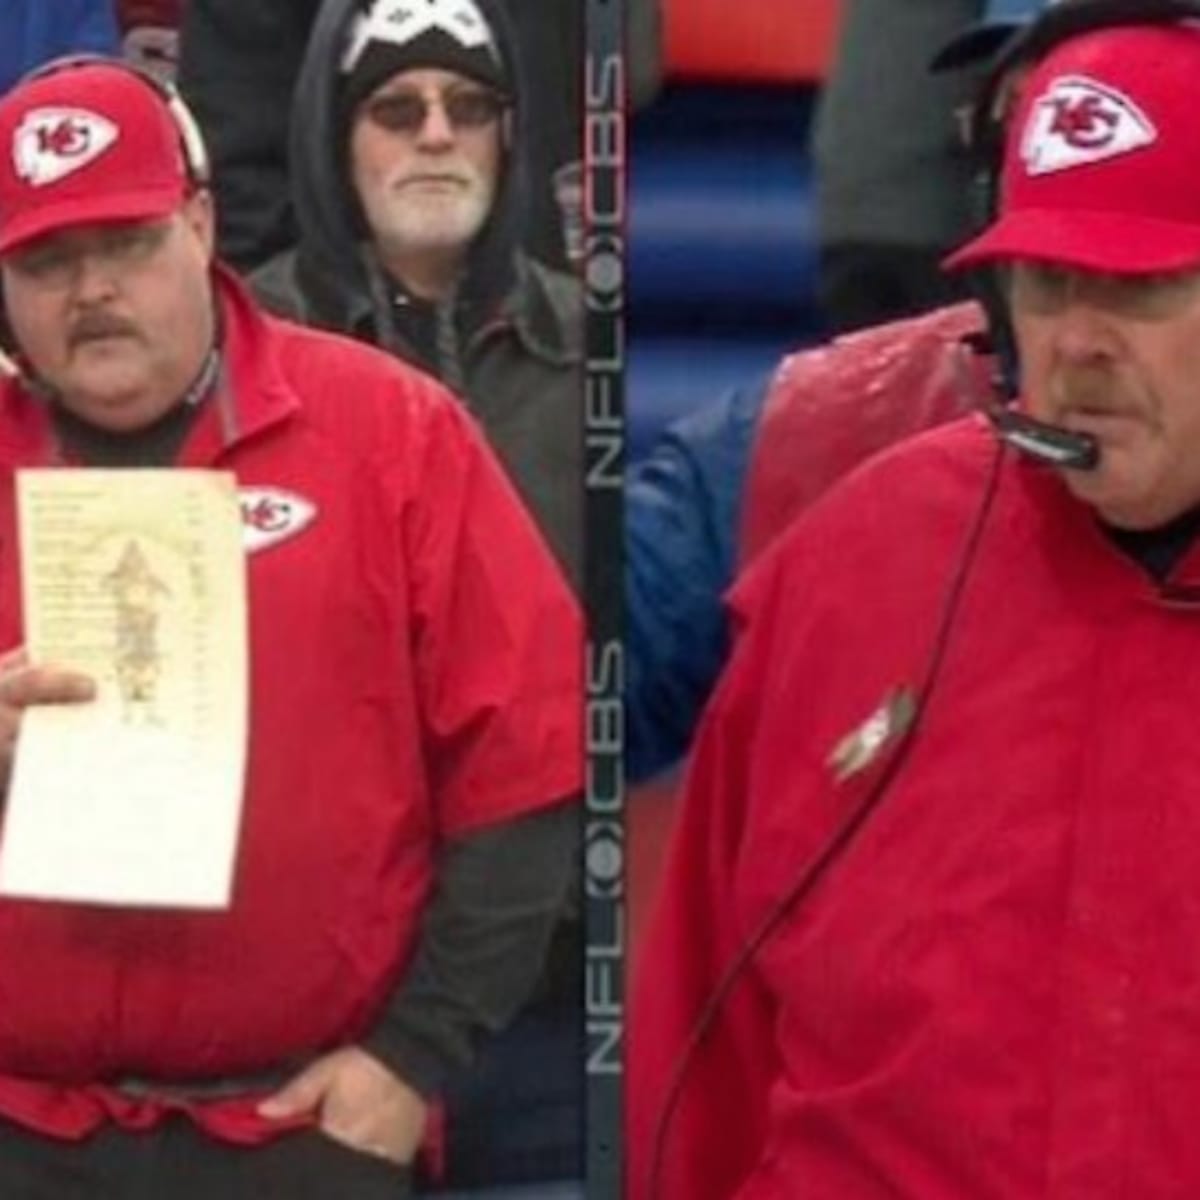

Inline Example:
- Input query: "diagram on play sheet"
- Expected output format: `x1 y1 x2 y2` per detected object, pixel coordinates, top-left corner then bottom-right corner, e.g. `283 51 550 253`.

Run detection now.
0 469 248 909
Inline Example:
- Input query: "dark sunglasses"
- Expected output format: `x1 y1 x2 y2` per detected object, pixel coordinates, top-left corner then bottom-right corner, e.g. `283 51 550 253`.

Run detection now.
362 89 507 135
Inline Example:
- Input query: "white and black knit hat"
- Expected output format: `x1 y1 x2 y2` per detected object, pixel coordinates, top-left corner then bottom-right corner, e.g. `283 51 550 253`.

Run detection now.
340 0 509 112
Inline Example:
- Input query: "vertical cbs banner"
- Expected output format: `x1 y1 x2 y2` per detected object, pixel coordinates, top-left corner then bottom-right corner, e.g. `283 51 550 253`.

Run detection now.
584 0 624 1195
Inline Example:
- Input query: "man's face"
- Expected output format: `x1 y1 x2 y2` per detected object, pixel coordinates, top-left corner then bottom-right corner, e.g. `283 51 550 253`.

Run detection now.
1 191 215 432
349 67 505 269
1012 261 1200 529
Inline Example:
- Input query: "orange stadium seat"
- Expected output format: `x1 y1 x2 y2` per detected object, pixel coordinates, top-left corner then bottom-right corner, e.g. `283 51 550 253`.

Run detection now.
663 0 842 82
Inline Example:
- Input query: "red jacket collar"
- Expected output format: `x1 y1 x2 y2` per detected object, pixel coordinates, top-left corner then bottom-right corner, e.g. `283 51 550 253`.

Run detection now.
176 263 299 467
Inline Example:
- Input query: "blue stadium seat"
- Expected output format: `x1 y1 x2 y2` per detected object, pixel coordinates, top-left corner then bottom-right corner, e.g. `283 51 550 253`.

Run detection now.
628 84 825 458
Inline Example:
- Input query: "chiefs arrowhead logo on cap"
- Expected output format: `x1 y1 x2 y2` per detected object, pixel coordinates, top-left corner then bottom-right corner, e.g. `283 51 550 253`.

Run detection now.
13 107 119 187
239 488 318 554
1021 75 1156 177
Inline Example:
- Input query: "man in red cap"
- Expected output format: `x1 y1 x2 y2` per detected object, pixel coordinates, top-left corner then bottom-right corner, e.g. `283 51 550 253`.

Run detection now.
630 11 1200 1199
0 58 579 1199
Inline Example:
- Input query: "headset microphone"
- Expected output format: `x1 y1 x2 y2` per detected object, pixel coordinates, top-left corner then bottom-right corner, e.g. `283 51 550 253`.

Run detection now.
953 334 1101 471
984 405 1100 470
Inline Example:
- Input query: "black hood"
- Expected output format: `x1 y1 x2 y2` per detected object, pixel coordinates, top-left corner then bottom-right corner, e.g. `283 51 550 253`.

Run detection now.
289 0 529 332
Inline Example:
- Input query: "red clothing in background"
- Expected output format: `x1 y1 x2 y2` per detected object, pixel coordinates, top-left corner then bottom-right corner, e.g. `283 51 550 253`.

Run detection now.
116 0 183 79
115 0 182 31
739 300 983 565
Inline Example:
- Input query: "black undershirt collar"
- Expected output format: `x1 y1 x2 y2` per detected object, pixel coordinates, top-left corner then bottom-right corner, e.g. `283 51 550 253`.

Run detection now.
48 348 220 469
1102 504 1200 583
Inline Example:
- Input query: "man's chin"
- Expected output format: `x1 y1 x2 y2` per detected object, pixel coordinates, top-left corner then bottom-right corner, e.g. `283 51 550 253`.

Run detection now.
381 203 488 249
57 379 165 432
1067 469 1170 531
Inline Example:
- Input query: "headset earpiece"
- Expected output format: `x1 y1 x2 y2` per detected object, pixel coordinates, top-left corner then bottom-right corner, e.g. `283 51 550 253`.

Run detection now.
161 86 210 187
15 54 210 189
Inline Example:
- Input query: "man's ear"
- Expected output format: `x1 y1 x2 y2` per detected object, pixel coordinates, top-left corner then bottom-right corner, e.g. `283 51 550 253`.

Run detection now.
501 107 513 151
181 189 216 262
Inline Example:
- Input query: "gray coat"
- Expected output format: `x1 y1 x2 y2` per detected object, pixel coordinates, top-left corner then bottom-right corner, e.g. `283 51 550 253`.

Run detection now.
814 0 989 250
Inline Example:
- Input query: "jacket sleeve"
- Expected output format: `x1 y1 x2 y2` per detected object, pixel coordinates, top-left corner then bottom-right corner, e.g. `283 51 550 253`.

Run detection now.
625 375 769 781
176 0 321 271
396 385 582 836
360 802 577 1096
365 377 582 1082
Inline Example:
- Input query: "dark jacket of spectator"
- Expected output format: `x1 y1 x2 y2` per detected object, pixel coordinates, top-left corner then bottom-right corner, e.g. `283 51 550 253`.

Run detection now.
177 0 322 268
812 0 986 332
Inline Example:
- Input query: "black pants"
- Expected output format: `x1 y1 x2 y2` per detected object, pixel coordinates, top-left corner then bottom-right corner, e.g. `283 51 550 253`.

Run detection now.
0 1115 412 1200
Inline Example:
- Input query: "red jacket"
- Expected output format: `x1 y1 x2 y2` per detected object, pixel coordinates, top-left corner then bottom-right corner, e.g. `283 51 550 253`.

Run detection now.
740 300 984 565
631 415 1200 1198
0 268 580 1142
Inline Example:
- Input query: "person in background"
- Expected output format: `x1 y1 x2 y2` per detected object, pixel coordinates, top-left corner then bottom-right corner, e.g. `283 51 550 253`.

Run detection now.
114 0 185 81
811 0 1046 334
177 0 320 269
176 0 667 274
252 0 581 590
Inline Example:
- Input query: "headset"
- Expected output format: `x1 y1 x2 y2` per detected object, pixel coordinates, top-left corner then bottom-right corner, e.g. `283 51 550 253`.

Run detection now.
647 5 1200 1192
961 0 1200 471
15 53 211 190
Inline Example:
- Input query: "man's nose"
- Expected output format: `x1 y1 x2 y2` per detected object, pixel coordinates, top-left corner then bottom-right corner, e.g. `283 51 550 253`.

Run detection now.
70 250 119 304
1052 297 1121 364
414 97 456 148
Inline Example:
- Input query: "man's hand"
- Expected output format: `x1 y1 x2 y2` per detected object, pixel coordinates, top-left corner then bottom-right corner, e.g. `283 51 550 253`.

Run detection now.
0 647 96 791
257 1046 429 1166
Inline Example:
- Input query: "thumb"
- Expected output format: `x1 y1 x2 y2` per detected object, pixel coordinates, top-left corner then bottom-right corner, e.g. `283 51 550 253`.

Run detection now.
257 1060 333 1119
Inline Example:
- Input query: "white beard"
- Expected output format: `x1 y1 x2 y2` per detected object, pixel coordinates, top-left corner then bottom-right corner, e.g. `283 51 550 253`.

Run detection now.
363 161 496 258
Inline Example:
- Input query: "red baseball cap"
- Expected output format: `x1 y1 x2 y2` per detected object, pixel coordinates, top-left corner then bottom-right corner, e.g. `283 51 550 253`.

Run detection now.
945 24 1200 275
0 59 188 255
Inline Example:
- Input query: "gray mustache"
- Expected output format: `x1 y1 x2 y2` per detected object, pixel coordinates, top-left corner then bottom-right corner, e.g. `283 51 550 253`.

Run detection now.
69 316 139 347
